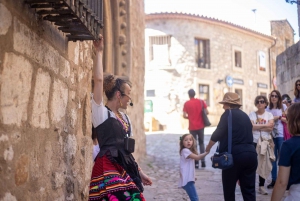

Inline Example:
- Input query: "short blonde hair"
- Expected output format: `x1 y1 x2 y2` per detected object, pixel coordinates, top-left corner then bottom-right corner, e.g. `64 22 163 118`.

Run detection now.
287 103 300 136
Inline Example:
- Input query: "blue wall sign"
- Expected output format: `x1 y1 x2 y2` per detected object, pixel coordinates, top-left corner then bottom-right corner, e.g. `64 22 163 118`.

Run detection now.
226 75 233 87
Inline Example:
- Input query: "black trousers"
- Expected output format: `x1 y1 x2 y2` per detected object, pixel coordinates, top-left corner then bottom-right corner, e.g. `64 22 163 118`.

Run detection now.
190 128 205 163
222 151 257 201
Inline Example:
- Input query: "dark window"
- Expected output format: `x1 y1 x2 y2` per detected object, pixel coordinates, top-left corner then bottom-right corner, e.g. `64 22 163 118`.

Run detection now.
199 84 210 106
146 90 155 97
195 38 210 68
285 39 290 49
234 51 242 67
149 35 171 62
235 89 243 109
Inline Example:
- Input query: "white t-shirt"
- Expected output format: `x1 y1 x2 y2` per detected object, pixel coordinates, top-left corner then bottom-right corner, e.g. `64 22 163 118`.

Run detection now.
249 111 274 143
178 148 195 187
91 94 133 159
266 104 287 138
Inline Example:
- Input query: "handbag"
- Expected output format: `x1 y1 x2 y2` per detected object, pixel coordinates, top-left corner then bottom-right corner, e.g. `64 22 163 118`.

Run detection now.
212 109 234 170
124 135 135 153
200 100 211 127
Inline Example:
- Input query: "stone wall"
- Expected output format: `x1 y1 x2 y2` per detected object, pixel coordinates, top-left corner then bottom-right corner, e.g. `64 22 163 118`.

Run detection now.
0 0 145 200
270 20 295 89
276 41 300 98
144 13 289 130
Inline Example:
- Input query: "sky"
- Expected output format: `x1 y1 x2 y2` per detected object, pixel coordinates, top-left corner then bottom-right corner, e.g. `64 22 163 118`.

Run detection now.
145 0 299 41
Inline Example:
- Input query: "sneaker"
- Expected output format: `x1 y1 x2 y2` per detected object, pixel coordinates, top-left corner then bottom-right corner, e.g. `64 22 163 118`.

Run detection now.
201 161 206 168
258 186 268 195
267 180 276 189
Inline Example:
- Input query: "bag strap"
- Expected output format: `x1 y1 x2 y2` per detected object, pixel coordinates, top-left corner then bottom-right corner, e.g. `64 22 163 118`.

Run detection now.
255 112 263 140
200 99 204 110
228 109 232 154
216 109 232 153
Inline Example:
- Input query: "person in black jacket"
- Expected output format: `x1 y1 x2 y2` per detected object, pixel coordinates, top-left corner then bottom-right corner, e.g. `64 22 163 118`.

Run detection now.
206 92 257 201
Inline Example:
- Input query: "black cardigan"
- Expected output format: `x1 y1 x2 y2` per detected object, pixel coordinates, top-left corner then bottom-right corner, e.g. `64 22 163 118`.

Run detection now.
211 109 256 155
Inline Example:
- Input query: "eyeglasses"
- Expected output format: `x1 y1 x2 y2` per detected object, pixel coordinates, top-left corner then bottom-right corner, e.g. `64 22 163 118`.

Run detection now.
297 84 300 86
256 100 265 104
271 95 278 98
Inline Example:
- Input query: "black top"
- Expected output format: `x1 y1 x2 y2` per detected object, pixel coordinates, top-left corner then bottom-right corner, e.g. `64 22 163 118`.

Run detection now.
211 109 256 155
279 136 300 189
93 109 143 192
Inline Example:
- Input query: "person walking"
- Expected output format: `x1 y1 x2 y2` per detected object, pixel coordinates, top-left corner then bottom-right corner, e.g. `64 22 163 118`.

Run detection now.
271 103 300 201
206 92 257 201
183 89 209 168
178 134 208 201
293 79 300 103
89 35 152 200
266 90 287 189
249 95 274 195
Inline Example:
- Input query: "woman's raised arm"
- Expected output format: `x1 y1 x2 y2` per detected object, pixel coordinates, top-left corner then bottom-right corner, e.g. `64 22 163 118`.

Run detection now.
93 35 104 105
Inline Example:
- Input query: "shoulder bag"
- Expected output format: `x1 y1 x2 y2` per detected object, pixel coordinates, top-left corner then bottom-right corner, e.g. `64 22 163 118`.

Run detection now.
212 109 234 170
200 100 211 127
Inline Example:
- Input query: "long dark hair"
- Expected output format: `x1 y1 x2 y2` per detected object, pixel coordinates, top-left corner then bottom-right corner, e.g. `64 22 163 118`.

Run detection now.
287 103 300 135
179 134 198 155
269 90 282 109
294 79 300 98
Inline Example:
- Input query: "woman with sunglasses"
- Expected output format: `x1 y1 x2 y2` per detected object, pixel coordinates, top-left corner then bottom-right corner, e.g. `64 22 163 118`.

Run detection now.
266 90 287 189
249 95 274 195
293 79 300 103
89 35 152 200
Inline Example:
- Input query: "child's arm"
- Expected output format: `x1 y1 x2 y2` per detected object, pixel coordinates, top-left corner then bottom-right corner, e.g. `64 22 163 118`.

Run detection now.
188 152 209 161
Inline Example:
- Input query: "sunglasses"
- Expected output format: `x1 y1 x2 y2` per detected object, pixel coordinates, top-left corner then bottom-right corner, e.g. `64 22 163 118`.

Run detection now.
271 95 278 98
256 100 265 104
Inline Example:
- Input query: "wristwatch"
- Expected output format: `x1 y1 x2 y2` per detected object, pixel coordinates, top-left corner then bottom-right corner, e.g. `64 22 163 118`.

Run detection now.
279 116 282 120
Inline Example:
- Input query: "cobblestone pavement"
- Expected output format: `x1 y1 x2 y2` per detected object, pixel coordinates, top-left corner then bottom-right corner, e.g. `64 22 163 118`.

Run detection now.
140 132 276 201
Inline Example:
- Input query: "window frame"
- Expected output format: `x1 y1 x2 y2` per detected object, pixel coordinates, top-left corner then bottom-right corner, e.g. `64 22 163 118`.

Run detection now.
194 38 211 69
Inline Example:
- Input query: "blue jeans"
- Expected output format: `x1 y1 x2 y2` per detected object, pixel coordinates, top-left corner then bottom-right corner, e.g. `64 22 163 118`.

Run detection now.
182 181 199 201
271 137 284 181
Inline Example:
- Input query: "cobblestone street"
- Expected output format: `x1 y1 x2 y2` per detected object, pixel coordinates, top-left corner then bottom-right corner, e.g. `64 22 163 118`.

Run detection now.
140 130 275 201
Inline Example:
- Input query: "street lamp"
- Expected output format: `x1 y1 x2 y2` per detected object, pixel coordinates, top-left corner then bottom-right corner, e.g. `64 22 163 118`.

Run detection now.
286 0 300 5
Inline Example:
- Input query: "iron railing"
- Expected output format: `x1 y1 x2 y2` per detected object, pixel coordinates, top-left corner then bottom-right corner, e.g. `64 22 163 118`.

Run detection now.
25 0 103 41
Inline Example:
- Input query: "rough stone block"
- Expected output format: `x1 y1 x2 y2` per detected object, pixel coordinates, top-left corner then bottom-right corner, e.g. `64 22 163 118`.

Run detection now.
15 155 29 186
13 18 66 75
1 193 17 201
50 79 68 123
64 134 77 163
0 3 12 35
1 53 33 126
30 68 51 128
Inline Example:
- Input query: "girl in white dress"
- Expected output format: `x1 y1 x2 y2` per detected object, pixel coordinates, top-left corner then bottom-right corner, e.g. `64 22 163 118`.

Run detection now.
178 134 208 201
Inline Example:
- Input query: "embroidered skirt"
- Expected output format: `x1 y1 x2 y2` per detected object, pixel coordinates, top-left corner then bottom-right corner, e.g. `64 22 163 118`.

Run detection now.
89 155 145 201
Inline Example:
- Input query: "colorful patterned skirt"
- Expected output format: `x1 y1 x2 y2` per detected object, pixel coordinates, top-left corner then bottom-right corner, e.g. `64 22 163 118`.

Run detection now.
89 154 145 201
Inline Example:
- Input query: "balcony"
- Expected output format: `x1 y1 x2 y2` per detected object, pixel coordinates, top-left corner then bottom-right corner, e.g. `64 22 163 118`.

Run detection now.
24 0 103 42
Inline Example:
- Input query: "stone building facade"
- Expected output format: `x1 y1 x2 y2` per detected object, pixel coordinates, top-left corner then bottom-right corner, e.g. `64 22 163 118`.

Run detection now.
276 4 300 99
0 0 145 200
270 20 295 89
144 13 292 131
